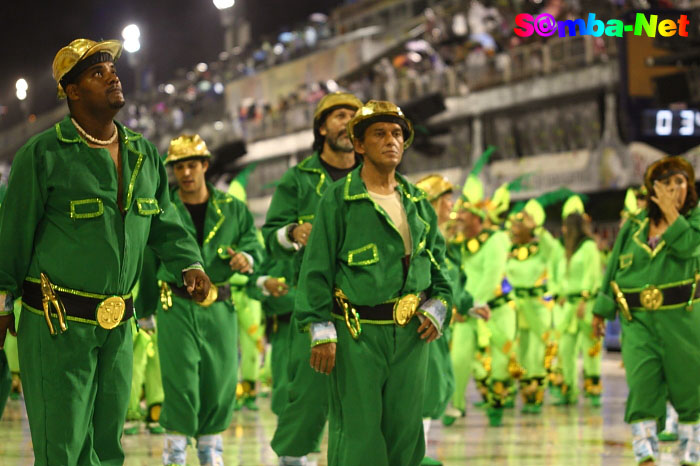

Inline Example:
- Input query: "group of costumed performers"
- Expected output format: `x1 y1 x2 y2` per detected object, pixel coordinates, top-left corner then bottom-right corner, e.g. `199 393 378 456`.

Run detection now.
2 37 700 466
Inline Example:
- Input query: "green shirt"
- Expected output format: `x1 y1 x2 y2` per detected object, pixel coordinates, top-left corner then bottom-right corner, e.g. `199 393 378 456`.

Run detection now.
295 166 452 329
506 229 556 291
593 208 700 320
0 116 202 301
158 183 263 285
461 229 511 306
555 239 602 297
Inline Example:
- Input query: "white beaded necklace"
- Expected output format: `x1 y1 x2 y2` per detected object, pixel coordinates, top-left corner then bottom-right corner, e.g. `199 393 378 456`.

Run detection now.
71 117 118 145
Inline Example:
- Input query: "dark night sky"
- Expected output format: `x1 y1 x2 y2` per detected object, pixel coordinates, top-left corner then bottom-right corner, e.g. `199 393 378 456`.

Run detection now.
0 0 343 125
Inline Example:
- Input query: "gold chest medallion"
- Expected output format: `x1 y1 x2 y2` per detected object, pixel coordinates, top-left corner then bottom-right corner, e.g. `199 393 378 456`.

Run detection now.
96 296 126 330
394 294 420 326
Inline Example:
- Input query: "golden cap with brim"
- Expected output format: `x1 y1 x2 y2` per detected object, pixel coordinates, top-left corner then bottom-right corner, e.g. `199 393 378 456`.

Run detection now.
347 100 414 150
416 174 455 202
165 134 212 165
313 92 363 126
53 39 123 99
644 156 695 193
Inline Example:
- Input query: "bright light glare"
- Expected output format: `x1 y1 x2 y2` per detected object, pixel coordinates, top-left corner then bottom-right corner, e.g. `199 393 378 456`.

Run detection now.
122 24 141 53
16 89 27 101
15 79 28 92
213 0 235 9
196 62 208 73
164 84 176 95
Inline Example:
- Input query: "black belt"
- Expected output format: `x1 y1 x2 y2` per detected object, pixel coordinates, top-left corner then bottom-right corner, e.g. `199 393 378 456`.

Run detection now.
168 282 232 303
624 283 700 309
487 295 511 309
513 285 548 298
331 294 427 321
565 291 597 301
23 280 133 325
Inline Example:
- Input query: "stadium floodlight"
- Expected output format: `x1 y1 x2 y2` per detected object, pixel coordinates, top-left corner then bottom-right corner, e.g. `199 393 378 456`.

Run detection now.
213 0 235 10
122 24 141 53
16 79 28 101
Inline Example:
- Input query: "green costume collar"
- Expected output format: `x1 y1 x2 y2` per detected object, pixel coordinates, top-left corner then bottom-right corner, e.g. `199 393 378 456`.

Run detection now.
171 182 236 246
510 241 540 261
296 152 332 198
462 228 496 256
342 165 427 203
54 115 146 212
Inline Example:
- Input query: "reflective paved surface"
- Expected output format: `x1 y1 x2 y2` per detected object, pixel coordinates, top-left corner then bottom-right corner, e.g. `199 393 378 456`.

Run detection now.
0 353 684 465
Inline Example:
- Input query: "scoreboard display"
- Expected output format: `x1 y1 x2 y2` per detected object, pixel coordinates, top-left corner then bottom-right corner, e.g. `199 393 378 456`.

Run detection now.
642 109 700 137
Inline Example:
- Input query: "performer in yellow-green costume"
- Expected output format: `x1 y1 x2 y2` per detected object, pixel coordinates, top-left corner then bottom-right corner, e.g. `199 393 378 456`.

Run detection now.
593 157 700 466
551 196 602 406
262 92 363 466
0 39 211 466
297 100 452 466
507 197 558 413
157 134 263 466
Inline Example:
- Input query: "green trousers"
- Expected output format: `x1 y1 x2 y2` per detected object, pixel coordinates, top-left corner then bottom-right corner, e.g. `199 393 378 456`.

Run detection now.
127 323 164 420
271 315 327 457
268 316 291 416
450 319 478 412
621 306 700 424
18 309 132 466
158 295 238 437
233 289 263 382
485 304 518 405
4 300 20 374
557 300 601 398
422 326 454 419
516 297 552 379
0 349 10 418
327 318 429 466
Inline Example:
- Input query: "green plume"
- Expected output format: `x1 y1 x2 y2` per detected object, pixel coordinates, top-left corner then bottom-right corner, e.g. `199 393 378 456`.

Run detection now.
228 163 257 203
507 173 532 192
470 145 496 176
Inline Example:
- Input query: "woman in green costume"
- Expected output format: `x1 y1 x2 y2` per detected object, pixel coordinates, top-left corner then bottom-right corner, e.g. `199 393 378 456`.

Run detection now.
593 156 700 466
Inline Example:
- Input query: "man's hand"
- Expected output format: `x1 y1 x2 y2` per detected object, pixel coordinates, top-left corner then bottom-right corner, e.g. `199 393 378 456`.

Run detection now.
651 180 680 225
227 247 252 274
576 299 587 319
592 314 606 339
417 317 439 342
293 222 313 247
184 269 212 303
452 312 466 323
0 314 16 350
264 278 289 297
310 342 336 374
474 306 491 321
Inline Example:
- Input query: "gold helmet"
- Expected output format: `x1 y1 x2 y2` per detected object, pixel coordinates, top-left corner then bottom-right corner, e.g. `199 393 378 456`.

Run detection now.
347 100 414 150
415 174 455 202
164 134 211 165
312 92 362 151
53 38 122 99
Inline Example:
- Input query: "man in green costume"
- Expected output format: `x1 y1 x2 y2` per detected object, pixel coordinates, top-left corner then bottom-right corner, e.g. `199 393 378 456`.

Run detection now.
507 198 557 413
446 176 515 427
262 91 362 466
0 39 211 466
296 100 452 466
157 134 263 466
593 156 700 465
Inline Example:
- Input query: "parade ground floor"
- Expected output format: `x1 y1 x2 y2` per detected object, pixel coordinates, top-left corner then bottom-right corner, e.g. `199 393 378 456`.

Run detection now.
0 352 684 465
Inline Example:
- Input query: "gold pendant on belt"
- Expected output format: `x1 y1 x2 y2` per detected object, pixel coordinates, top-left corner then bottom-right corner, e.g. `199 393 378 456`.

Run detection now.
640 285 663 310
199 286 219 307
394 293 420 326
96 296 126 330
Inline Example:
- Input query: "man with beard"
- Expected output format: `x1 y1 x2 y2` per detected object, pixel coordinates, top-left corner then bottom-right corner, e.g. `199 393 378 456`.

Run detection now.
0 39 210 465
263 92 362 466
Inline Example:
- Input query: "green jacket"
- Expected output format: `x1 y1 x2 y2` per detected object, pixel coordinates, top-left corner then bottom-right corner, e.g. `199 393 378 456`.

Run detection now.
295 166 452 330
506 229 556 291
261 152 337 284
444 241 473 314
248 256 296 317
555 238 601 297
158 183 262 285
593 208 700 320
461 229 511 306
0 116 201 301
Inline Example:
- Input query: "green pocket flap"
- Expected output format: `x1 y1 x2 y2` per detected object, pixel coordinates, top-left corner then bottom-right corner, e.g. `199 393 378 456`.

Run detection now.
136 198 161 216
347 243 379 266
70 198 104 219
619 253 633 269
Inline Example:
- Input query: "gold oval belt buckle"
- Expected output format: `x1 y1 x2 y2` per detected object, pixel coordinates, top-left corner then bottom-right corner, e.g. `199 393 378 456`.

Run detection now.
199 286 219 307
640 285 663 310
394 294 420 326
96 296 126 330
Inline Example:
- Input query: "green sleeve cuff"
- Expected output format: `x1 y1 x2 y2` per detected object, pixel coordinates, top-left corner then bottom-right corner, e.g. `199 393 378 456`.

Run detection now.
592 292 617 320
